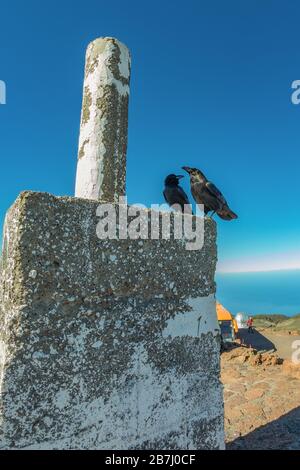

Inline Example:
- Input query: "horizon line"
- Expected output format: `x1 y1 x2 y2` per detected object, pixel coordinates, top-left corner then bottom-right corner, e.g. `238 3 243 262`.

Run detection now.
216 267 300 275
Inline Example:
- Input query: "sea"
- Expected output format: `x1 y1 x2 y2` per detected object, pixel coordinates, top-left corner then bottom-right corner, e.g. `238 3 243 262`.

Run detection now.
216 269 300 317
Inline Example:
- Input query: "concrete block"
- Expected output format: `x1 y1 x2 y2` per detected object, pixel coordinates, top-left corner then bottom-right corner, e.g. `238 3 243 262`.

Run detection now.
0 191 224 449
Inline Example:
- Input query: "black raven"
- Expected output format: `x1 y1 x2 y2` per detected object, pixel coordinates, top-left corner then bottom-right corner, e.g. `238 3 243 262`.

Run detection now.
163 174 193 214
182 167 237 220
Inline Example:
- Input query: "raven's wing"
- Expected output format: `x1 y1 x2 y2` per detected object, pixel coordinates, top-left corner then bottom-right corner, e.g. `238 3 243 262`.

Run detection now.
176 186 191 206
206 181 227 206
163 186 192 213
174 186 193 214
163 188 169 204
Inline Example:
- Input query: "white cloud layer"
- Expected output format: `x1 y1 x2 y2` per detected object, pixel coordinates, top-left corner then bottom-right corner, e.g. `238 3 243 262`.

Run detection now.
217 251 300 273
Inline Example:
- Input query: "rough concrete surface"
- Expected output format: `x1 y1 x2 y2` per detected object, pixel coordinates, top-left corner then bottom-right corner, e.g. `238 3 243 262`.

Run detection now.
0 191 224 449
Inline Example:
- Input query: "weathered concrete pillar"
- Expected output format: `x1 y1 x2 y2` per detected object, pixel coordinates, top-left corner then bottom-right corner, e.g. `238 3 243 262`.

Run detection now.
0 192 224 450
75 37 131 202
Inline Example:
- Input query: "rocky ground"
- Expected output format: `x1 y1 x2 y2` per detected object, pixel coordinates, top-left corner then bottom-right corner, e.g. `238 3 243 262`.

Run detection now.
222 334 300 450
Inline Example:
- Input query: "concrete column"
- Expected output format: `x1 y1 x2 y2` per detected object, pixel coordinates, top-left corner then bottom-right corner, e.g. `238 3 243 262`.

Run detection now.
0 192 223 449
75 37 131 202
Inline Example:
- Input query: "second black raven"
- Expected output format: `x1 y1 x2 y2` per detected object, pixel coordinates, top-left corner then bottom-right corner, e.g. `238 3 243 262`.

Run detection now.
182 167 238 220
163 174 193 214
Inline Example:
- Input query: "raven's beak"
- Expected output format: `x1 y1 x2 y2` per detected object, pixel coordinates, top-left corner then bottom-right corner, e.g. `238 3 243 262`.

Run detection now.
182 166 191 173
176 175 184 179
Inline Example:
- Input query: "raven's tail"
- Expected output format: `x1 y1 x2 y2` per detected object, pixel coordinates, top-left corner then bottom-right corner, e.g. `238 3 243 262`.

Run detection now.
217 206 238 220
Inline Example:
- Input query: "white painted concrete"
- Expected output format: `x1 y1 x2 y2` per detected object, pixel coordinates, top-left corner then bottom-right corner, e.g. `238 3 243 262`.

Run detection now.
162 294 220 338
75 37 131 201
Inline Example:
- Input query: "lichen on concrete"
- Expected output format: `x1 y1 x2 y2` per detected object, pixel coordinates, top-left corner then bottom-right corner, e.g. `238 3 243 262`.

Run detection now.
78 139 89 160
0 191 224 449
96 84 129 200
81 87 92 126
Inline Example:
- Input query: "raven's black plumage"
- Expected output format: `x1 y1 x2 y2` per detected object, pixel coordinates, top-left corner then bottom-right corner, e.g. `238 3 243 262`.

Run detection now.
182 167 238 220
163 174 192 214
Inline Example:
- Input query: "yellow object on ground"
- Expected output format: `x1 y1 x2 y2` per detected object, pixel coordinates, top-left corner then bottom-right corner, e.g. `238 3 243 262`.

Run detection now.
217 302 232 321
217 302 239 338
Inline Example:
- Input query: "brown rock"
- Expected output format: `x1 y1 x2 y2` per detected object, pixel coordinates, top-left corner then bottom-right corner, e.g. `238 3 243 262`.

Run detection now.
282 360 300 379
223 343 300 449
224 390 235 400
226 394 248 408
244 388 265 400
222 346 255 363
261 353 283 366
252 381 270 391
227 383 247 394
225 407 243 421
221 369 242 383
239 402 264 417
248 353 262 366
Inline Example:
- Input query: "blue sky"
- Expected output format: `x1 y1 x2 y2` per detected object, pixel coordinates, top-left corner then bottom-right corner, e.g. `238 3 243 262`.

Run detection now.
0 0 300 272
